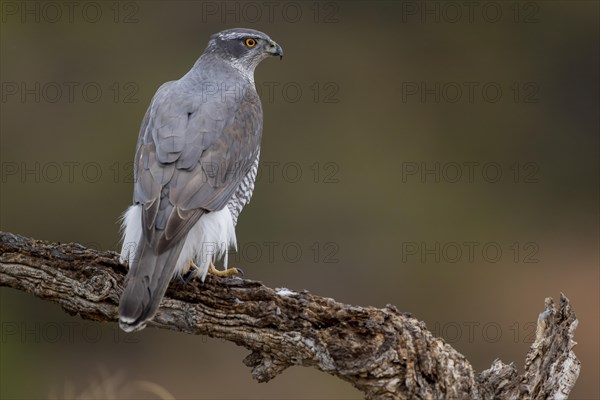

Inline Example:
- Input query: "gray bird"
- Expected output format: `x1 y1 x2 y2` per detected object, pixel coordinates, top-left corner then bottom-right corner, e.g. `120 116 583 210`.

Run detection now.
118 28 283 332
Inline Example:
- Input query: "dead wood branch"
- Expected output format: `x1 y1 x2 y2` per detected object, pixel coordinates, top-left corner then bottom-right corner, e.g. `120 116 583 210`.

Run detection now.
0 231 580 399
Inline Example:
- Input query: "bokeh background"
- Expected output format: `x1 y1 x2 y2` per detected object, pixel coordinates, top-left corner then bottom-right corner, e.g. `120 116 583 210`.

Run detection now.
1 1 598 398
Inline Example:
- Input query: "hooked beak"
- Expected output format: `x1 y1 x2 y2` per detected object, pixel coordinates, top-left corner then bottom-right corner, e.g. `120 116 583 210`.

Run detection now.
267 40 284 60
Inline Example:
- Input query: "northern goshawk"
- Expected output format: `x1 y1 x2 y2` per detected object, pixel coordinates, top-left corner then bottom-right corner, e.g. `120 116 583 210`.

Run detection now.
118 28 283 332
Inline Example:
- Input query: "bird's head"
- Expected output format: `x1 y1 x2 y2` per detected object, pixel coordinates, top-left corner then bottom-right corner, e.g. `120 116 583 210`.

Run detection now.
206 28 283 71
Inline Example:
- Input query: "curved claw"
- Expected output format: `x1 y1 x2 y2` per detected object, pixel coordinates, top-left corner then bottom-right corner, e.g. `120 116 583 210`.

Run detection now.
182 270 196 284
182 260 199 284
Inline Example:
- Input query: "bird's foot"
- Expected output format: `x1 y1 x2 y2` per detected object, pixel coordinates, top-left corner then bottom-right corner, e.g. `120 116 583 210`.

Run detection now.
208 262 244 278
182 260 201 283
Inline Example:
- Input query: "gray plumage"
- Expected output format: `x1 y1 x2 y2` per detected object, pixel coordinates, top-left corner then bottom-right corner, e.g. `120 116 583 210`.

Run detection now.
118 28 283 332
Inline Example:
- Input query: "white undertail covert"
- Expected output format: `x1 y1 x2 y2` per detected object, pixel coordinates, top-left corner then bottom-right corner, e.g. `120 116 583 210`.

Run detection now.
120 205 237 282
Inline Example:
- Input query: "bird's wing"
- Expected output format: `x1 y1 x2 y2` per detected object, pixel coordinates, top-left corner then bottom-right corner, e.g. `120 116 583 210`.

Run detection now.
133 79 263 253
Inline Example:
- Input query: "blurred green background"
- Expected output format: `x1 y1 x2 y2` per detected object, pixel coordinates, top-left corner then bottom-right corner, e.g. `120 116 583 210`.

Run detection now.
1 1 598 398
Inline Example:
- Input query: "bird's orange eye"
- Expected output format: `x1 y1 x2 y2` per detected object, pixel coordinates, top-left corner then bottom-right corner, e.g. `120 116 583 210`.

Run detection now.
245 38 256 47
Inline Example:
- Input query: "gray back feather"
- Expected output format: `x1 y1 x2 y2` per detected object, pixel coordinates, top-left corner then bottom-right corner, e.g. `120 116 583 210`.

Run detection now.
134 56 262 253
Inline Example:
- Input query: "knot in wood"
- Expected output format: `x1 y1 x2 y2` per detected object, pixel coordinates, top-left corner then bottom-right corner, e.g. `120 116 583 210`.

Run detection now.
77 267 117 302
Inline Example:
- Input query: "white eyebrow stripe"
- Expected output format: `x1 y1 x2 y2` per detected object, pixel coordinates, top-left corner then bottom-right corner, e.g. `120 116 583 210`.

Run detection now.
218 32 266 40
220 32 248 39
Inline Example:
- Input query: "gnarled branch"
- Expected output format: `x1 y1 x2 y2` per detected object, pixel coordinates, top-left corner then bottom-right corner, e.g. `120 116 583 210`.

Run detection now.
0 231 580 399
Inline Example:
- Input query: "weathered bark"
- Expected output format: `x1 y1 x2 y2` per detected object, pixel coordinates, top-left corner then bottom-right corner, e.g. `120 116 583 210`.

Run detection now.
0 231 580 399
